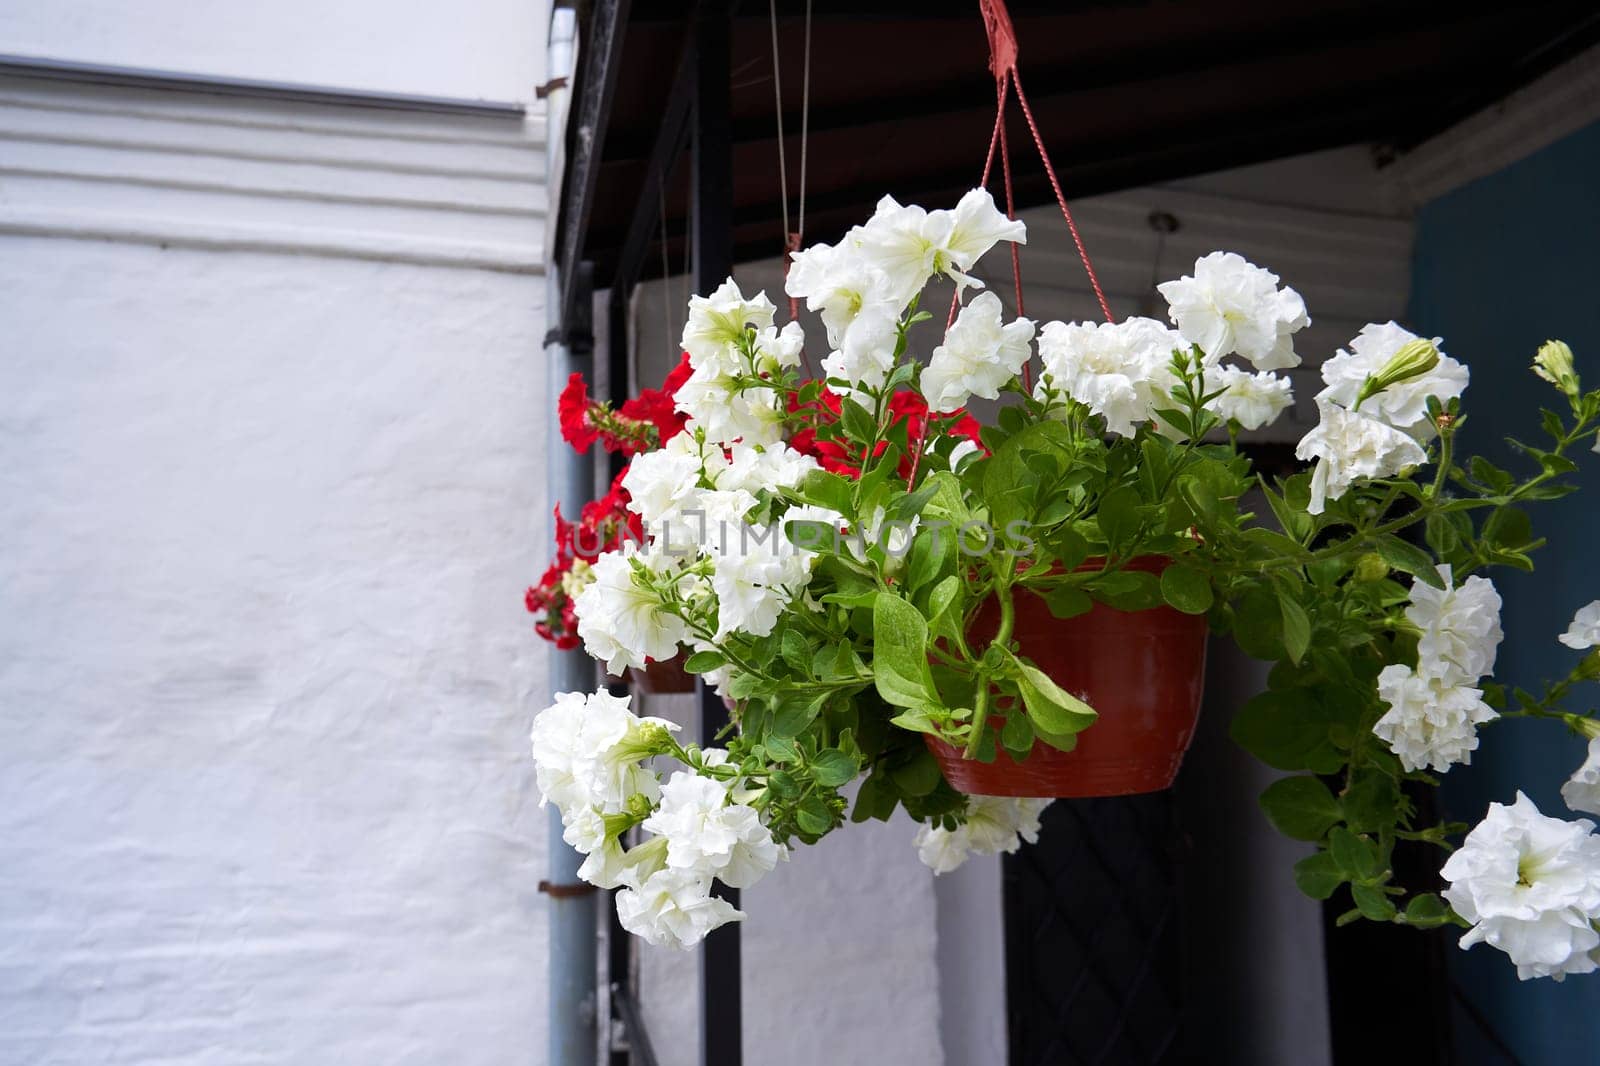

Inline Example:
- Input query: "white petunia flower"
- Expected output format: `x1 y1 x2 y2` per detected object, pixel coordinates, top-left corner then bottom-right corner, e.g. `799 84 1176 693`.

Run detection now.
913 821 976 875
708 523 817 640
1033 317 1184 437
622 429 724 527
1406 564 1504 683
1156 251 1309 370
751 320 806 375
530 692 621 813
921 292 1036 413
577 837 631 889
1293 400 1428 515
719 441 820 499
673 365 787 447
943 188 1028 279
1441 792 1600 981
821 304 899 396
1316 322 1468 440
855 189 1026 308
1206 364 1295 431
561 804 608 853
786 240 896 348
578 832 673 892
573 546 691 674
529 689 677 815
1560 600 1600 650
855 195 952 308
615 867 745 950
680 278 775 373
641 771 785 889
1372 664 1498 773
1562 738 1600 817
913 797 1053 874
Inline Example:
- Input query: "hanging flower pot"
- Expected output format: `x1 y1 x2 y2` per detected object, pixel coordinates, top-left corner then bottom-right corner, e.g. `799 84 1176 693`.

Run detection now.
925 557 1208 799
628 652 697 694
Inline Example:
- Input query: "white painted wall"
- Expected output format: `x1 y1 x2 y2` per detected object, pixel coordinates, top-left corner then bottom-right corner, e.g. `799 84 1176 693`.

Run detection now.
0 0 545 103
0 67 552 1066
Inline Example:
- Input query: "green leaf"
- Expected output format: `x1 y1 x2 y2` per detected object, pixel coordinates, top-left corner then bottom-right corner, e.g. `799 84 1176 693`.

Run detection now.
1468 455 1514 494
906 522 956 593
764 735 800 764
1328 826 1382 880
1261 480 1310 541
1031 724 1079 754
871 594 940 709
1230 690 1347 774
925 575 961 631
1098 486 1141 548
809 749 859 788
1351 883 1397 921
1010 655 1098 736
1046 526 1090 572
780 630 812 675
851 771 899 822
1374 534 1444 589
797 469 857 514
1043 586 1093 620
1340 769 1402 834
1278 592 1311 664
770 691 828 738
839 397 876 442
1089 570 1163 612
1402 893 1452 928
920 471 972 525
795 794 834 836
1139 437 1172 496
890 748 944 797
1232 586 1286 661
683 650 725 673
1000 711 1035 759
1258 776 1341 841
889 709 937 736
1160 564 1213 615
1293 851 1344 900
1177 476 1219 525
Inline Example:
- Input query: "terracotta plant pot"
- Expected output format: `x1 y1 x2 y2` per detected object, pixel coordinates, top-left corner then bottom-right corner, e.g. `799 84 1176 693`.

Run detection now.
924 556 1208 798
628 652 696 694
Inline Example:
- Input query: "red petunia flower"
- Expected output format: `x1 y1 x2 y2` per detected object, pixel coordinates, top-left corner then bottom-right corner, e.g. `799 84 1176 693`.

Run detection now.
661 352 693 396
786 384 986 479
618 388 686 452
559 373 600 451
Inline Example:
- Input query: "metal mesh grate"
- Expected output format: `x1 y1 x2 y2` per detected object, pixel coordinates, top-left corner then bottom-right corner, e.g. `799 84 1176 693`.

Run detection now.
1003 793 1184 1066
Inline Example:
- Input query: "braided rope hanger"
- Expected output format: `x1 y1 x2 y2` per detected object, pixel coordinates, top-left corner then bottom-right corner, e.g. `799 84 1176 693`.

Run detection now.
976 0 1115 326
910 0 1119 487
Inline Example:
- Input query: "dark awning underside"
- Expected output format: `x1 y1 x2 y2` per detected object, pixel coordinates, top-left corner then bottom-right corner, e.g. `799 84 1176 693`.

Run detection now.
560 1 1600 294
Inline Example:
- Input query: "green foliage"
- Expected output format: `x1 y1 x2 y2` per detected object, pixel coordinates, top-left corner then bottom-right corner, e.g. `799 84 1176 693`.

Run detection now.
1258 776 1342 840
662 318 1600 939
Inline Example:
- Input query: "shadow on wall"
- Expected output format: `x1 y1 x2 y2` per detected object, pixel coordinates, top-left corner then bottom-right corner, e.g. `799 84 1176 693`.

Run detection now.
1410 118 1600 1066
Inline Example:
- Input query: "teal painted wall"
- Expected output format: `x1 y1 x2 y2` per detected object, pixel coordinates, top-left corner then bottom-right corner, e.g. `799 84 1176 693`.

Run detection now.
1410 119 1600 1064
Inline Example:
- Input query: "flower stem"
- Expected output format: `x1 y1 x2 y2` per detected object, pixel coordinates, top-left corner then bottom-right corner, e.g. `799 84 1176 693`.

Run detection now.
964 568 1016 759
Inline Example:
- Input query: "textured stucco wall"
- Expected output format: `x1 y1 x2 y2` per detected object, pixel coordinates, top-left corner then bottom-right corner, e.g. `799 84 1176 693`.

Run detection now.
0 0 544 103
0 235 550 1063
